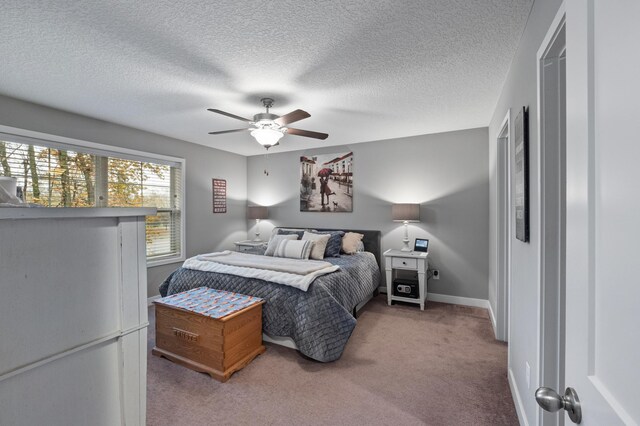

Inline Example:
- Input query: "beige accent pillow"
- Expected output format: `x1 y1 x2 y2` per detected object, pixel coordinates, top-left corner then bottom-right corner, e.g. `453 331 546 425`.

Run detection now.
302 231 331 260
341 232 364 254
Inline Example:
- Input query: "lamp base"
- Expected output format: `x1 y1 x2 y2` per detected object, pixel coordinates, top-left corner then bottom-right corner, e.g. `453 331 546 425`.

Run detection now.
400 221 412 251
253 219 262 242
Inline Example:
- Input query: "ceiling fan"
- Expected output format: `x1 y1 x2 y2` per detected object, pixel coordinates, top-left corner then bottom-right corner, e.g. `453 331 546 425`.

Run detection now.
207 98 328 149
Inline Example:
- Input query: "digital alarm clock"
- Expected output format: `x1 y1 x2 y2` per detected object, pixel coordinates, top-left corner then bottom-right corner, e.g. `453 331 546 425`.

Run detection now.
414 238 429 252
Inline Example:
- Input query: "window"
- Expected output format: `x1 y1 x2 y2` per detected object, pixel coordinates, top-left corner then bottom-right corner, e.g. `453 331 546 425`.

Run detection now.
0 133 184 265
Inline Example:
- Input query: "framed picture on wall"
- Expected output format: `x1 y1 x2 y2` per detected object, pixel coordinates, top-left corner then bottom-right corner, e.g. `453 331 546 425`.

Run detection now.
300 152 353 212
514 107 530 242
212 178 227 213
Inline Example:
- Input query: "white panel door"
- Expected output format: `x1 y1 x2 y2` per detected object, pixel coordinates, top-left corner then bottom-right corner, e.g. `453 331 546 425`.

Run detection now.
564 0 640 424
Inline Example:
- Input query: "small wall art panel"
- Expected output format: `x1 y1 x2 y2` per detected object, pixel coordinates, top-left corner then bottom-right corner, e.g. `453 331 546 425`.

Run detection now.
212 178 227 213
514 107 529 242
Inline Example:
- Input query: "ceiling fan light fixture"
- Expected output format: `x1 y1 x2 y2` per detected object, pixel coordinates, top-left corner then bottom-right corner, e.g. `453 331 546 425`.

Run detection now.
207 98 328 148
250 127 284 148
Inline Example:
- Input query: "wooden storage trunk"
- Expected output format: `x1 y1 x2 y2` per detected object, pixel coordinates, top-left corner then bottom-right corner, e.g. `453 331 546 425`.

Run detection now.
152 289 265 382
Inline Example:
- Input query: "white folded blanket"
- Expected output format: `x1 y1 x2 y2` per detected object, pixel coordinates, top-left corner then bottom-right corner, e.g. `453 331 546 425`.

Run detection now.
182 251 340 291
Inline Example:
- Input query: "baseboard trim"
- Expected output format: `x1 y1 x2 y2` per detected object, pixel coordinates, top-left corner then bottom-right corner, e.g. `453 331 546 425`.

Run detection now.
426 293 489 309
508 367 529 426
147 295 161 307
488 302 498 337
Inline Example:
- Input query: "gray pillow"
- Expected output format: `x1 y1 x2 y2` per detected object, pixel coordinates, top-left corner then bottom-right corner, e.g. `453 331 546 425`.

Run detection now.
265 234 298 256
313 230 345 257
276 229 305 239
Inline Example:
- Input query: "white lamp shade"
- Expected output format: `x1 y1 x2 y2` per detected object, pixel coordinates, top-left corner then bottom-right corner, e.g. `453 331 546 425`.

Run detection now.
247 206 268 220
392 203 420 222
251 128 284 147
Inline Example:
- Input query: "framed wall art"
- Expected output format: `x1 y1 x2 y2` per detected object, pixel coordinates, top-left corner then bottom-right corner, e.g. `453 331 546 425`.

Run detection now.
514 107 529 242
212 178 227 213
300 152 353 212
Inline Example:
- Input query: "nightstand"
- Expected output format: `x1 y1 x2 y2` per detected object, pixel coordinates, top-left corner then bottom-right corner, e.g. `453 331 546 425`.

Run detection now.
234 240 267 255
383 249 429 310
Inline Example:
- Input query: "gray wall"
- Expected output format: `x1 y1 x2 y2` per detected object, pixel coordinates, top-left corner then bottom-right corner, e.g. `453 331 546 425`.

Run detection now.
487 0 563 423
247 127 489 300
0 95 247 297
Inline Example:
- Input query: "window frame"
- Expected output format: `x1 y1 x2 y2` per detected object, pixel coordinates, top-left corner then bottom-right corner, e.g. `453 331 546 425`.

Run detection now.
0 125 186 267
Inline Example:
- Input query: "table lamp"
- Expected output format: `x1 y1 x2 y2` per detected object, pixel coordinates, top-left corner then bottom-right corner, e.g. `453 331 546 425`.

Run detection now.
392 203 420 251
247 206 268 241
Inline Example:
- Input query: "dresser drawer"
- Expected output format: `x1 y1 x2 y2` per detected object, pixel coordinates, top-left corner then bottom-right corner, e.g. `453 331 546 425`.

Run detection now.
392 257 418 269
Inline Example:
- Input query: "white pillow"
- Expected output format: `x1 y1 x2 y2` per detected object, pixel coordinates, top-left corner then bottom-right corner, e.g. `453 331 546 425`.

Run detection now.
264 234 298 256
274 239 314 260
302 231 331 260
341 232 364 254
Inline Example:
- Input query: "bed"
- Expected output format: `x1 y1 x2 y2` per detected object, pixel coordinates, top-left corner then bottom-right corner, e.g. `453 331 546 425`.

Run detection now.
159 228 381 362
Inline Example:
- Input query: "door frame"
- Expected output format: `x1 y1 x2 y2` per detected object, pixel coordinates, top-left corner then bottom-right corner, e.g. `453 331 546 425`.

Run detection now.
536 4 566 426
495 110 511 342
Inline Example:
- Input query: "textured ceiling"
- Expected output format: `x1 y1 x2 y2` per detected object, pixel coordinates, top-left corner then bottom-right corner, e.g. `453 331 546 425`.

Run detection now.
0 0 532 156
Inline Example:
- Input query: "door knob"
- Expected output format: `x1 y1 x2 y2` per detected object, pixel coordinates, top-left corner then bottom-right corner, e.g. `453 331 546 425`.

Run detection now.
535 387 582 424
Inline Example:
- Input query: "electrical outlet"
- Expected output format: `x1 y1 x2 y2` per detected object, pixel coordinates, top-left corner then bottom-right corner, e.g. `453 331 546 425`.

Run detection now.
526 362 531 389
432 269 440 280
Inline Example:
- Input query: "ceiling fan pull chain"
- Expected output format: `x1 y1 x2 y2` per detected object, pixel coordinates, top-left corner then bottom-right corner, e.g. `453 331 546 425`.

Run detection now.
263 152 269 176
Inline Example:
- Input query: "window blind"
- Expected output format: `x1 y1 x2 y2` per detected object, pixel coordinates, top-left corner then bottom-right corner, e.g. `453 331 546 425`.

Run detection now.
0 135 184 263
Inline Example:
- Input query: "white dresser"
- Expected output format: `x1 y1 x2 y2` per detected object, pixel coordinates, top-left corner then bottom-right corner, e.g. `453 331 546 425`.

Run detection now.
0 207 155 426
383 249 429 310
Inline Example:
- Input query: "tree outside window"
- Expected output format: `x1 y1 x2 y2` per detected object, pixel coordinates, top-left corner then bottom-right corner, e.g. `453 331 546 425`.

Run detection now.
0 140 182 261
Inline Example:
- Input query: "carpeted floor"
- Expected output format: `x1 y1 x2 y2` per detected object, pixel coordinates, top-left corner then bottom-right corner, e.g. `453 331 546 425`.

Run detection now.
147 295 518 425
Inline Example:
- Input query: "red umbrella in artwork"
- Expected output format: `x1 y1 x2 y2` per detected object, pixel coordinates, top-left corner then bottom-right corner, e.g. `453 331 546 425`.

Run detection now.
318 168 332 177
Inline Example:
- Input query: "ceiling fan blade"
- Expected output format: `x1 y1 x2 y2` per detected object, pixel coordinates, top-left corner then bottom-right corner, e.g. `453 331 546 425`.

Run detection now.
286 128 328 140
274 109 310 126
208 128 249 135
207 109 253 123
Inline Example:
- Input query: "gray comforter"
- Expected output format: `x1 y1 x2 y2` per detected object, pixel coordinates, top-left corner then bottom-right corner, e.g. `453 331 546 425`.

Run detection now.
159 252 380 362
